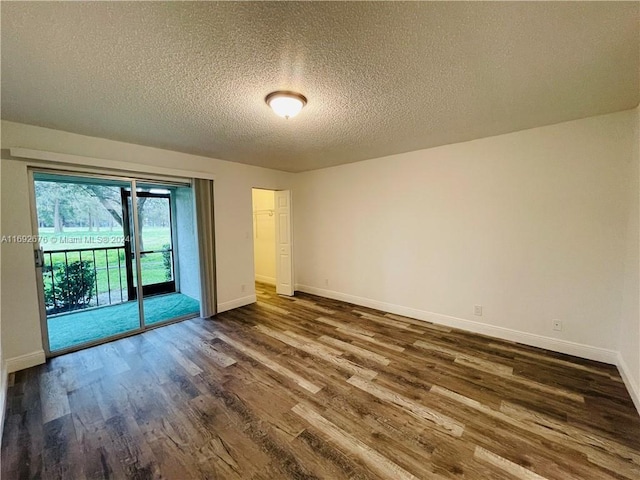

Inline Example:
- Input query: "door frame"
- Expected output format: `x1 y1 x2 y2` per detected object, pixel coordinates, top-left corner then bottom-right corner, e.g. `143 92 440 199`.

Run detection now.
122 189 177 299
28 170 52 356
251 188 295 296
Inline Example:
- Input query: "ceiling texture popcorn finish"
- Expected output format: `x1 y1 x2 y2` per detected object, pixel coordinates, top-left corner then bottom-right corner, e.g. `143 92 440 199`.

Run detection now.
1 2 638 172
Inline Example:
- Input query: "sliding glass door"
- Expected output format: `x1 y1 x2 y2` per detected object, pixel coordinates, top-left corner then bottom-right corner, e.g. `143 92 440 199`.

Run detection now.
31 171 201 355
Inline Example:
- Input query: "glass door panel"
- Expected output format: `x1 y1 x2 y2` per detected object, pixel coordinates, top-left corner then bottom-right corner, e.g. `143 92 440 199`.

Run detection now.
134 183 200 327
33 172 142 353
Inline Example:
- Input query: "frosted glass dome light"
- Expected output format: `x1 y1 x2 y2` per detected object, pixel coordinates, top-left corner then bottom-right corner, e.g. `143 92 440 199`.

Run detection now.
265 91 307 119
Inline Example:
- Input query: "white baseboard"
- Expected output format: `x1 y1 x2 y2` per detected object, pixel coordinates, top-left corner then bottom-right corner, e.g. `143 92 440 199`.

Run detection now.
5 350 46 373
616 352 640 415
255 275 276 285
217 294 257 314
295 284 618 365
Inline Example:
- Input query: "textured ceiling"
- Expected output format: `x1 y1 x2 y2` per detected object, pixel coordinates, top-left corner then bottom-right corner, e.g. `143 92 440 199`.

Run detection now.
2 2 638 172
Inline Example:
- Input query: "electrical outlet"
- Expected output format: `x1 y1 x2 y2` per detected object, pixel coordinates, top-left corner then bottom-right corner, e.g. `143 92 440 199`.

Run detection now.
553 319 562 331
241 284 246 293
324 279 329 287
474 305 482 316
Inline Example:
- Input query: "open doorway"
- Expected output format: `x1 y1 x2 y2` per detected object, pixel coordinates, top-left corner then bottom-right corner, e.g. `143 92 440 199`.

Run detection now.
252 188 294 296
252 189 276 292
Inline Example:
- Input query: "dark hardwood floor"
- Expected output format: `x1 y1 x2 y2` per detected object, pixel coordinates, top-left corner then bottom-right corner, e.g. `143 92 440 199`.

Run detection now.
2 283 640 479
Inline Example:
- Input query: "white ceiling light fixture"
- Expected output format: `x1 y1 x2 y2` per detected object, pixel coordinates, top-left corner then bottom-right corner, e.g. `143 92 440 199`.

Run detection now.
265 91 307 119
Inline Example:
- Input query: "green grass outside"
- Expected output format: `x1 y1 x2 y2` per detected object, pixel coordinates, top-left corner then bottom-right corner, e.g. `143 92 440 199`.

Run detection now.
38 227 173 303
38 226 171 250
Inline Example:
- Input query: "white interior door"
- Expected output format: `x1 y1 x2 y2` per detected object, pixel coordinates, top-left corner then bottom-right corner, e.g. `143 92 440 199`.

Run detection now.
274 190 294 296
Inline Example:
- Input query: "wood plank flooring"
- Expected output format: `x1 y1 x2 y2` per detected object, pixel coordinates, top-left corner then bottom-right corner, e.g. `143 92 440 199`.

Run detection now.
2 282 640 479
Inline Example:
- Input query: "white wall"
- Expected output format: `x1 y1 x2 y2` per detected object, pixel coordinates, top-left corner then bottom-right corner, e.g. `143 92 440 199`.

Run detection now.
0 121 293 370
618 106 640 411
0 165 5 440
1 159 44 371
294 110 637 364
252 189 276 284
175 186 200 301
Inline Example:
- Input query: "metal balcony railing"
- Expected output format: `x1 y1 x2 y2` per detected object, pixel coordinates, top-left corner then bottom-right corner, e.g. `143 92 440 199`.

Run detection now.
43 245 174 315
43 246 127 315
